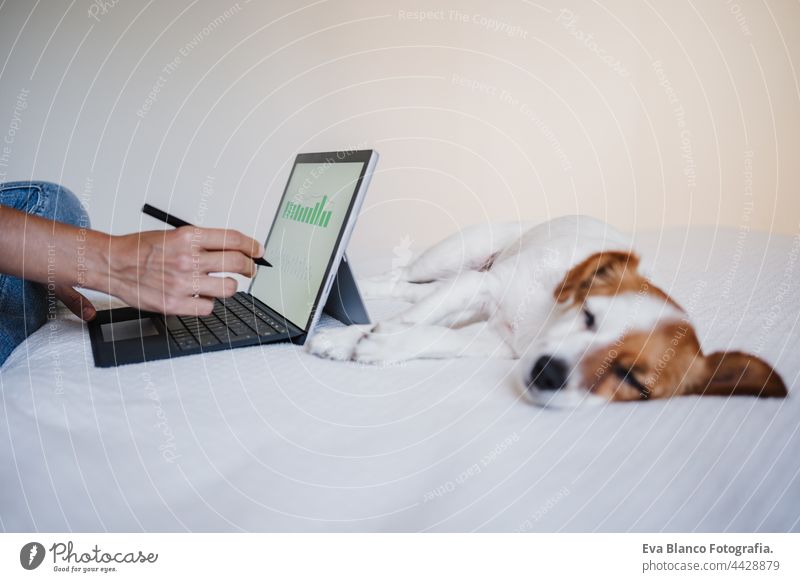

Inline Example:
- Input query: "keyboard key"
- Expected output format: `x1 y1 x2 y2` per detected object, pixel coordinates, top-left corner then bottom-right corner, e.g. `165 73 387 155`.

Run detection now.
169 294 290 347
172 335 199 349
211 330 235 344
252 323 276 337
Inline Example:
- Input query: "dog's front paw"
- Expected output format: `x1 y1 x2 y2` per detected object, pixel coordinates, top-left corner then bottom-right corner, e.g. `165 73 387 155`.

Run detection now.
352 324 415 365
306 325 372 361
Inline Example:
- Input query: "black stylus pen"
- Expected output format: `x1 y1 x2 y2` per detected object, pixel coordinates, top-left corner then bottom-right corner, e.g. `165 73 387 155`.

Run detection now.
142 203 271 267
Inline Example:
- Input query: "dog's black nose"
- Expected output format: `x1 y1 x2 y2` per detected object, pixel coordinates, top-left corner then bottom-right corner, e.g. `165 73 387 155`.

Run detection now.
529 356 568 391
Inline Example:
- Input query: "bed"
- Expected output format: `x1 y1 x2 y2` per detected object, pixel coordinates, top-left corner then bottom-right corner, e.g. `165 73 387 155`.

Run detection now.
1 225 798 532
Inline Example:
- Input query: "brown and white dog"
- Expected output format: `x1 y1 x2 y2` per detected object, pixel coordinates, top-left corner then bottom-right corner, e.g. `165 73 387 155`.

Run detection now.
306 216 787 408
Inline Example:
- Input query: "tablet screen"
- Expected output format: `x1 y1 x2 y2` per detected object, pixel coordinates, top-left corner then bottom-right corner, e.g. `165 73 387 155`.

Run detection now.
250 159 365 330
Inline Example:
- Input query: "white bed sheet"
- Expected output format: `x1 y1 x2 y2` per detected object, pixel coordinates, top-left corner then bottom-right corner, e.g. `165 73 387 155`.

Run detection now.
1 226 798 532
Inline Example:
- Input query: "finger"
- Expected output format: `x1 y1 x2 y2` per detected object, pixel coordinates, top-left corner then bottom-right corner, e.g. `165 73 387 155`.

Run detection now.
186 296 215 316
198 251 257 278
190 228 263 258
190 275 239 299
55 286 97 321
162 295 215 316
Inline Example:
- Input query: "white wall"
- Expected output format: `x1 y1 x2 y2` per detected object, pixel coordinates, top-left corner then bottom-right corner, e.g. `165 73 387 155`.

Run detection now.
1 0 798 261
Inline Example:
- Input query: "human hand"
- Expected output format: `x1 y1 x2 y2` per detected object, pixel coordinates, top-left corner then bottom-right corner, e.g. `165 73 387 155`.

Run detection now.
54 284 98 321
96 226 263 315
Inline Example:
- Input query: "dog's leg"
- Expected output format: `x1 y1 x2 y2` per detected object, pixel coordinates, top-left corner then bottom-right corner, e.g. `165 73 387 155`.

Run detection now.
362 222 527 291
353 322 514 364
403 222 527 282
389 271 496 327
359 278 442 302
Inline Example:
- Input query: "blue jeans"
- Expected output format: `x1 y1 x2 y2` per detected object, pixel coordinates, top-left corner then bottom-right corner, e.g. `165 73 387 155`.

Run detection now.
0 181 90 366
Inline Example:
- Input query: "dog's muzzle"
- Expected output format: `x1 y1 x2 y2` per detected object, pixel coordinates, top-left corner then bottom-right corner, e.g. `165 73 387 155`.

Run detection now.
528 355 568 391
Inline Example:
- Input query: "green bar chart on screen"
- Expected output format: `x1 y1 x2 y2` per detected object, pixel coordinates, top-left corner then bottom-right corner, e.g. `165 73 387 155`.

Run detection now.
282 196 333 227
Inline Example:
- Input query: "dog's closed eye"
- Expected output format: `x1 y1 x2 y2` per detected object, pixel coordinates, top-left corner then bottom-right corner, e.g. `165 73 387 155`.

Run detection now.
613 364 650 399
582 308 596 330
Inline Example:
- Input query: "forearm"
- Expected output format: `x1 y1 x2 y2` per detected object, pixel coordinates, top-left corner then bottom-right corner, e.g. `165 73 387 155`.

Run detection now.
0 205 110 291
0 203 263 317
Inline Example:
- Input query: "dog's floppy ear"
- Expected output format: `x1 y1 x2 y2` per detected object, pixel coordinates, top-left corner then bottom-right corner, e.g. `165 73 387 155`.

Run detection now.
691 351 787 398
554 251 641 304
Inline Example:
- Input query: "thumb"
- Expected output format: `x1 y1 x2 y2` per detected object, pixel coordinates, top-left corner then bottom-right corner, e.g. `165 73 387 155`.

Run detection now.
55 285 97 321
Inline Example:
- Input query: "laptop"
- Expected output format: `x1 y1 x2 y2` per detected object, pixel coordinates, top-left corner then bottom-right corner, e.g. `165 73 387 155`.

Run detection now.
88 149 378 367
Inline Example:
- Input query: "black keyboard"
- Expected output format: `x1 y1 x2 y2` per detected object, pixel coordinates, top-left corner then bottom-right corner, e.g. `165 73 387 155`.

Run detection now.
164 292 288 351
